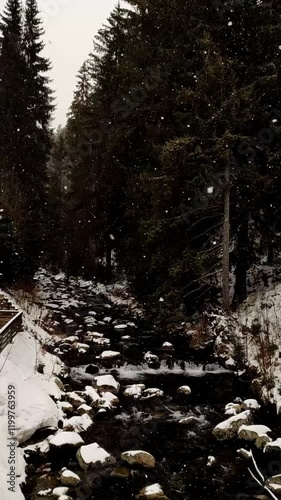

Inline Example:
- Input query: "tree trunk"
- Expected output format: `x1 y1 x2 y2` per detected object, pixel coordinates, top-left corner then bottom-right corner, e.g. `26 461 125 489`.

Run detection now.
222 162 230 313
233 217 248 306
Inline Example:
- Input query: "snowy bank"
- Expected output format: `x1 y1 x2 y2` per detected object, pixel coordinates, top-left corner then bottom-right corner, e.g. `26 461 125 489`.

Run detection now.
0 326 64 499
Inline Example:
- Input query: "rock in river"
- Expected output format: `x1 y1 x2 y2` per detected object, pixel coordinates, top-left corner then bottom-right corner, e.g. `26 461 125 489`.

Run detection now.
136 483 168 499
213 410 252 440
60 468 81 486
121 450 156 468
76 443 116 470
238 424 272 448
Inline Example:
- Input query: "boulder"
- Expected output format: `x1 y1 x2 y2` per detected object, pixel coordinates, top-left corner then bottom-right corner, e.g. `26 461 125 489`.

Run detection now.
58 402 74 415
52 487 70 498
66 392 86 408
60 469 81 486
94 375 120 394
111 466 131 479
101 351 121 364
241 399 261 411
213 410 252 440
124 384 145 399
136 483 168 499
224 403 241 417
176 386 191 398
99 392 119 410
76 443 116 470
84 386 101 406
238 424 272 449
121 450 156 469
49 432 84 449
161 342 174 352
264 438 281 453
141 388 164 400
63 414 93 433
77 404 93 416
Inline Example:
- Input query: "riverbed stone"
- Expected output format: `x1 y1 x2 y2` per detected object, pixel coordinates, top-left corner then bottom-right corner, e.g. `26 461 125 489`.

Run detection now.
52 487 70 497
124 384 145 399
238 424 272 448
77 404 92 415
241 399 261 411
66 392 86 408
213 410 253 440
121 450 156 468
135 483 168 499
76 443 116 470
141 388 164 400
176 386 191 397
94 375 120 394
264 438 281 453
60 468 81 486
49 432 84 449
111 466 131 479
161 342 174 352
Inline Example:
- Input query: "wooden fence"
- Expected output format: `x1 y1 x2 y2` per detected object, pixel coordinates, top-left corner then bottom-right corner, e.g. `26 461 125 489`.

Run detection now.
0 295 23 353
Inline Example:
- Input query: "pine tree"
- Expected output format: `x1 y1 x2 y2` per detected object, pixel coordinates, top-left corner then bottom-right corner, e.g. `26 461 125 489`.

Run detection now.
0 0 25 192
19 0 53 275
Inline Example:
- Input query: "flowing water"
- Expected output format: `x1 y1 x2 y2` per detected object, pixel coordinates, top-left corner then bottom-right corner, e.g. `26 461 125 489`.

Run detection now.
21 274 279 500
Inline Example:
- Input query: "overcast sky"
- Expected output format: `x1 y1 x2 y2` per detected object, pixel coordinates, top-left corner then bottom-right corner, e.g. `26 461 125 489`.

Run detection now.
38 0 119 127
0 1 123 126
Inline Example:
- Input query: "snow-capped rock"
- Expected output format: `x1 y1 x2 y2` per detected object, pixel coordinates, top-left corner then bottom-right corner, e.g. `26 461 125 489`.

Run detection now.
52 487 70 497
58 401 74 415
124 384 145 399
238 424 272 448
63 414 93 433
83 386 101 406
176 386 191 397
161 342 174 352
49 431 84 449
264 438 281 453
121 450 156 468
141 388 164 400
60 468 81 486
224 402 241 417
76 443 116 470
94 375 120 394
213 410 253 440
77 404 93 415
241 399 261 411
66 392 86 408
99 392 119 409
136 483 168 499
101 350 121 362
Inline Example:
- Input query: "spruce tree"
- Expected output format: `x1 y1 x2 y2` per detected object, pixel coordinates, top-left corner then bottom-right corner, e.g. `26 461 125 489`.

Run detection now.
19 0 53 275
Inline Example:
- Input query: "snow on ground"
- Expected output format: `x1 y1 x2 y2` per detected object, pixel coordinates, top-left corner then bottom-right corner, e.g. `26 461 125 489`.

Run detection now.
0 304 65 499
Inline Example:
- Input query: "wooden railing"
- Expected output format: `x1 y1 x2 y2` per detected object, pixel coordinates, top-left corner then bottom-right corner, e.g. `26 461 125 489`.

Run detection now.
0 295 23 353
